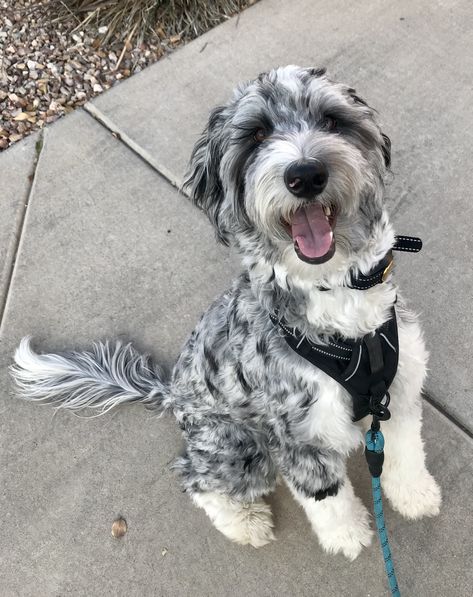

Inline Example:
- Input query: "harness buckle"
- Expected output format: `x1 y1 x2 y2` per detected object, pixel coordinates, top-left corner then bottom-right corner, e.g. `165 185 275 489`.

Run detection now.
369 392 391 420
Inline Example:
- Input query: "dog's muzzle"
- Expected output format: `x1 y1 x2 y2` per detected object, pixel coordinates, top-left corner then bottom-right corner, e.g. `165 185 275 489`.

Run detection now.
282 160 336 264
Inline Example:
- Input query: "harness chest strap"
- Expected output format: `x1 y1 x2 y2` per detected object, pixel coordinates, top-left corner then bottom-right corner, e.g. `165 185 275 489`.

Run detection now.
270 235 422 420
270 310 398 421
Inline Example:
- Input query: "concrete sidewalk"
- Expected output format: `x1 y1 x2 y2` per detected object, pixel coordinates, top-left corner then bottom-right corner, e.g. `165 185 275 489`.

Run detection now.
1 1 472 595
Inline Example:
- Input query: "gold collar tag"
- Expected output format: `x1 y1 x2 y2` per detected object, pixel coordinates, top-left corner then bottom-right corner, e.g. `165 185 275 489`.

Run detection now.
382 258 394 282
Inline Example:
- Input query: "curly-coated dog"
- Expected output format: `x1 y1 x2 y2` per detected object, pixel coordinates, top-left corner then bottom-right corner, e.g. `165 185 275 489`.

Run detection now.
11 66 441 560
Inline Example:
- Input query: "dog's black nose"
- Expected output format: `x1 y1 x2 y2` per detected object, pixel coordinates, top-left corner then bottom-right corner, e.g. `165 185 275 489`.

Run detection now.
284 161 329 198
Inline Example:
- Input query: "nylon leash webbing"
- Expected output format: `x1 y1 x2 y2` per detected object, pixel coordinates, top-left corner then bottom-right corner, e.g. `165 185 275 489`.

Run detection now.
364 332 401 595
365 418 401 597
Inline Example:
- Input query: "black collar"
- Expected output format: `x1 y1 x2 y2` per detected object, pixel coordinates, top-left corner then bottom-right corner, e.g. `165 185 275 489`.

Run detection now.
319 235 422 291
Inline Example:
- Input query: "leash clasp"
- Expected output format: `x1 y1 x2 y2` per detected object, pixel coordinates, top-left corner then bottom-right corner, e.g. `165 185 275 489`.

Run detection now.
369 391 391 421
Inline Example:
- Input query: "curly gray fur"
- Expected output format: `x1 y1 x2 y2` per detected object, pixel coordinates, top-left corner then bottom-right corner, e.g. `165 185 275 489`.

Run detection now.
11 66 396 503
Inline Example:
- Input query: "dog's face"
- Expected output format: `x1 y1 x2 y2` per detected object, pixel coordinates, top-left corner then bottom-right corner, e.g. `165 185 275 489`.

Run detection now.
185 65 390 267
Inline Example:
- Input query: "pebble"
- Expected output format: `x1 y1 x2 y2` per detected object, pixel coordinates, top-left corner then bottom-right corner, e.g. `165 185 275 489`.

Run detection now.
0 0 165 150
111 518 127 538
0 0 249 151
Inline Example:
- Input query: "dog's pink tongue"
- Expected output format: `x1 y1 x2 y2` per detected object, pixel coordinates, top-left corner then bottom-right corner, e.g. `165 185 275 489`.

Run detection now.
291 204 332 258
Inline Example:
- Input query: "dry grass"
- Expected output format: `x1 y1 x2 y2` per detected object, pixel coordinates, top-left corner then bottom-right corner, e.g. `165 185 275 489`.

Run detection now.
43 0 257 45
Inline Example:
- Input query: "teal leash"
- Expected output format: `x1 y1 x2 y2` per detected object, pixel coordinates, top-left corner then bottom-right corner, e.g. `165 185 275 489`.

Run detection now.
365 417 401 597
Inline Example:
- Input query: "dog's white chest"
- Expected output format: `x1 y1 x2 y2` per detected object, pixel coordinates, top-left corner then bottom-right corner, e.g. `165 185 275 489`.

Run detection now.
305 285 397 339
292 365 363 454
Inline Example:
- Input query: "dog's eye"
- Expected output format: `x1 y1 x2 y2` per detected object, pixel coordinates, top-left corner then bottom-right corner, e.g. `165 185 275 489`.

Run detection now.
254 129 267 142
321 116 337 131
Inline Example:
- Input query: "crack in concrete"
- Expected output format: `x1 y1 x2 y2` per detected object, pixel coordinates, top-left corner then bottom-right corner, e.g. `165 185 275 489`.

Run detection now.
422 392 473 442
83 103 187 194
0 129 45 333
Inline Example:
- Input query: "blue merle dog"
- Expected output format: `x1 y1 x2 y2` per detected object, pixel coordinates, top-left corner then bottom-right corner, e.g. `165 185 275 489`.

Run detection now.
11 66 440 559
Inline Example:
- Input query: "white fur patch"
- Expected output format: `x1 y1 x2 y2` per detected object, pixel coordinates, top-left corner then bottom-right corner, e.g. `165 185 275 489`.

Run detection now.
192 492 275 548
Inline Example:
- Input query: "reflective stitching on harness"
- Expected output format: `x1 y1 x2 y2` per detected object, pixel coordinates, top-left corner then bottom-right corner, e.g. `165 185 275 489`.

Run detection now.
380 333 397 353
311 345 351 361
328 341 352 352
279 322 298 338
395 236 421 243
278 320 351 361
345 345 363 381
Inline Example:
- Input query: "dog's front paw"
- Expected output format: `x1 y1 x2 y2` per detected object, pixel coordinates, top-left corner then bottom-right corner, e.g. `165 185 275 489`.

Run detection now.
383 471 441 520
316 499 373 561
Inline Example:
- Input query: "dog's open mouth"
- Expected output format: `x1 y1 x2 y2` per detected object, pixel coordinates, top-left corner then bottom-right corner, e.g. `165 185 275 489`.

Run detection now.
284 203 337 264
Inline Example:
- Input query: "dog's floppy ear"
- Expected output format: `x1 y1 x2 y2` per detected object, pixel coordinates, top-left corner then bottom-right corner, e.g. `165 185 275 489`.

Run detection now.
346 87 370 108
347 87 391 169
381 133 391 168
184 105 229 244
307 66 327 78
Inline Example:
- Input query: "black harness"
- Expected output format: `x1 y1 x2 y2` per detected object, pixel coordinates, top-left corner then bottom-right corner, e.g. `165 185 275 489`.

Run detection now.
270 235 422 423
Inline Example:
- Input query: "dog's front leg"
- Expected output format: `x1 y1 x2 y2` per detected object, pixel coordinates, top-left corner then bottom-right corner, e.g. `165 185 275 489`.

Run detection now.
279 445 372 560
378 315 441 519
290 477 373 560
377 399 441 519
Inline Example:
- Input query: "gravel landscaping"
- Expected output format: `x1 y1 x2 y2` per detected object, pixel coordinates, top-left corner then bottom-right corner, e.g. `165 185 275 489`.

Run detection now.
0 0 255 151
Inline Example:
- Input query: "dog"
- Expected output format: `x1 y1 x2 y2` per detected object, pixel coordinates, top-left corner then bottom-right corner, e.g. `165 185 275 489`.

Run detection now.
11 65 441 560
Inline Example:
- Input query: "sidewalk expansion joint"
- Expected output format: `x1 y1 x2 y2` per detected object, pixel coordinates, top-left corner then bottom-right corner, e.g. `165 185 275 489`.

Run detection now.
83 103 187 196
422 391 473 442
0 130 45 332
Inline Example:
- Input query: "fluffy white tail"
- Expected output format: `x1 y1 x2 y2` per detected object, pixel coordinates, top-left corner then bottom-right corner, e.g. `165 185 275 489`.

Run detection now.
11 337 170 415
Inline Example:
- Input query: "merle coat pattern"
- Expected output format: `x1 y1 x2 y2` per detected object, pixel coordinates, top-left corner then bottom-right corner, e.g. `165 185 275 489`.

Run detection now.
11 66 441 559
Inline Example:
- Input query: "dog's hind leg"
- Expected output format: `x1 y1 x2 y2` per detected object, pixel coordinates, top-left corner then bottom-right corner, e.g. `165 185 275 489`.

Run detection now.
191 491 275 548
173 418 277 548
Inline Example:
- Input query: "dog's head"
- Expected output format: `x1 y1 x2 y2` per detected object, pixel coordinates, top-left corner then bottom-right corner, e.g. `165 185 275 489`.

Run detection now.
185 66 391 269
